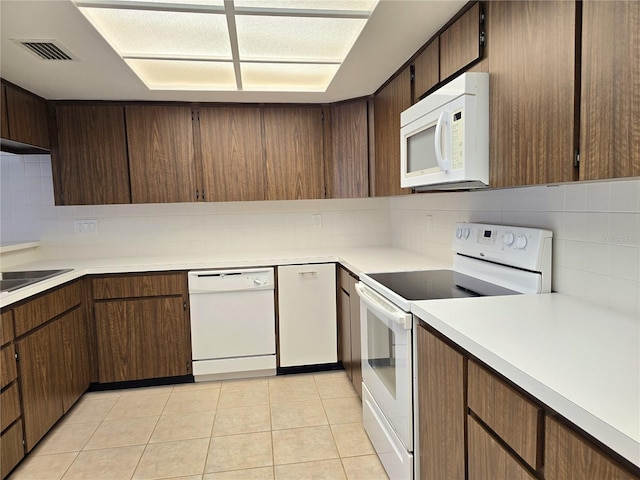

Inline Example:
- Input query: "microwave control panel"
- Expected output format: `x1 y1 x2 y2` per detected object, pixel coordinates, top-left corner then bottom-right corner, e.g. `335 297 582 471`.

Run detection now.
450 109 464 171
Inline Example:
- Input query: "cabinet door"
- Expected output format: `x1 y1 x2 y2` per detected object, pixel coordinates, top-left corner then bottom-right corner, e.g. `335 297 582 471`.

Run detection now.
17 320 64 451
416 323 465 480
95 297 190 383
487 1 577 187
263 106 325 200
468 416 536 480
545 416 639 480
59 308 90 413
197 106 265 202
126 105 197 203
579 1 640 180
328 100 369 198
373 67 412 197
4 83 50 149
439 2 482 81
1 83 8 139
413 38 440 100
55 104 131 205
277 264 337 367
338 269 352 379
348 275 362 398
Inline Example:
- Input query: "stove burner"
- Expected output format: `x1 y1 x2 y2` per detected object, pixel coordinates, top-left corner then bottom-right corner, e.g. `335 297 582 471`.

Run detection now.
366 269 519 301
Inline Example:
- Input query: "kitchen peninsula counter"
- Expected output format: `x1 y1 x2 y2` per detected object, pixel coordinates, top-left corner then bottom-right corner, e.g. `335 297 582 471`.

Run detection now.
412 294 640 470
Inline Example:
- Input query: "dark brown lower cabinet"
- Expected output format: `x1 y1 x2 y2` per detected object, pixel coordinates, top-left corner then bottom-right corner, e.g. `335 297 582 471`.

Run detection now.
17 318 65 451
416 323 465 480
60 308 91 412
468 416 536 480
545 416 639 480
95 296 190 383
1 420 24 478
337 267 362 398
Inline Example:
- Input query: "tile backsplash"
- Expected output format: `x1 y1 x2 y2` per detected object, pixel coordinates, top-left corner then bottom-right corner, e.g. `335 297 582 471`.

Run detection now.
389 180 640 315
0 153 390 260
2 152 639 315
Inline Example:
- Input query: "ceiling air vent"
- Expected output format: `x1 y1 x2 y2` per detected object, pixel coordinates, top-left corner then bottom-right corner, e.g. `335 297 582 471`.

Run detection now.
15 40 75 61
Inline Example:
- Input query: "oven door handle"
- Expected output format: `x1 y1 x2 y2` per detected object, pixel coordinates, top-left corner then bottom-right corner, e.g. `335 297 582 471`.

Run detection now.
355 283 412 330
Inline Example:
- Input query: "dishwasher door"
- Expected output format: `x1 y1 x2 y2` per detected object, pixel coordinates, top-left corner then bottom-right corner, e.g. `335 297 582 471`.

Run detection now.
188 268 276 381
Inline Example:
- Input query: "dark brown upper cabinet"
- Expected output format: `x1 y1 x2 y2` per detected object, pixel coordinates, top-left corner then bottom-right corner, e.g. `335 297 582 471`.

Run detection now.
327 99 369 198
196 106 266 202
373 67 412 197
579 0 640 181
1 83 9 139
263 106 325 201
126 105 197 204
439 2 483 82
2 80 50 150
53 104 131 205
487 0 577 188
413 38 440 101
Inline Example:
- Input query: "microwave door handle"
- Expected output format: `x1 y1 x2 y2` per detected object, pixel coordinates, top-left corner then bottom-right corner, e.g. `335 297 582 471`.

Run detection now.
355 283 411 330
434 111 450 172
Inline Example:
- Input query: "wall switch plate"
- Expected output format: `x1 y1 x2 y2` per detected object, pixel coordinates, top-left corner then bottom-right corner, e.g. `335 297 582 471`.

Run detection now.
312 214 322 228
74 219 98 235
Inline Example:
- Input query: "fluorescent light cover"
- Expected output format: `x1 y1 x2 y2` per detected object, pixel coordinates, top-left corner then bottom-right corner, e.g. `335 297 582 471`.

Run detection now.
234 0 377 12
79 7 232 58
110 0 224 5
126 59 236 90
241 62 339 91
236 15 366 62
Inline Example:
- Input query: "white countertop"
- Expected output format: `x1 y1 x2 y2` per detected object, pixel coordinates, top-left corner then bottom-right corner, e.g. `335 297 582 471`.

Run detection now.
3 246 638 469
412 294 640 469
0 247 450 308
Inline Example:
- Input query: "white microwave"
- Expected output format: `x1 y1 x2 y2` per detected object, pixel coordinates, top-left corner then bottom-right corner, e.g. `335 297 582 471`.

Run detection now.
400 72 489 190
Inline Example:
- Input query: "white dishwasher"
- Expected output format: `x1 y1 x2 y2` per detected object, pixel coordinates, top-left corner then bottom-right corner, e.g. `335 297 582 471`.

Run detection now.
188 268 276 382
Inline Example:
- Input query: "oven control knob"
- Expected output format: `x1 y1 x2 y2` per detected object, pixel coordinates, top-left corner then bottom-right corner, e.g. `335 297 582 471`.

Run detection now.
516 235 528 249
462 228 470 239
456 228 462 239
503 232 515 246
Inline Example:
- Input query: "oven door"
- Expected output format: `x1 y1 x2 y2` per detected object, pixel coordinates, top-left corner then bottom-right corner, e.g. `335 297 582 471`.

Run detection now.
356 282 413 451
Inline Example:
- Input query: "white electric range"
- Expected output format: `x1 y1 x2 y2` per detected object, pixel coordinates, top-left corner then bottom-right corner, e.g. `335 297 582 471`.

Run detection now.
356 222 553 480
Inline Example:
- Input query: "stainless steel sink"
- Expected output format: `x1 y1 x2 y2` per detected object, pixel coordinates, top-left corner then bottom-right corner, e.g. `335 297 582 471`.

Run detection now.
0 269 73 292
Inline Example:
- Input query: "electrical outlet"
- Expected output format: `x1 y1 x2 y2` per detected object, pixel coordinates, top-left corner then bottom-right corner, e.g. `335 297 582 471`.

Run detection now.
312 214 322 229
426 215 433 231
74 219 98 236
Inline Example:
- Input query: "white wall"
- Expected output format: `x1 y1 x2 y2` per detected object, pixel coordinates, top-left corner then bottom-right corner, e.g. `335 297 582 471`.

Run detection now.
2 152 639 315
0 153 390 259
389 180 640 315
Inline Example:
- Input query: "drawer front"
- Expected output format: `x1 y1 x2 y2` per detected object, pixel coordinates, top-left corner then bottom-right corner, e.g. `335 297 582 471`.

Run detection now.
1 420 24 479
13 282 82 337
1 311 14 347
468 416 536 480
338 267 351 293
1 383 21 431
92 273 185 300
0 344 17 389
545 416 639 480
468 361 541 469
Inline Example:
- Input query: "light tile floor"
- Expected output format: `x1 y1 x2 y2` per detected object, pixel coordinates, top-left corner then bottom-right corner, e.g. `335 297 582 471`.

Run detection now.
9 371 389 480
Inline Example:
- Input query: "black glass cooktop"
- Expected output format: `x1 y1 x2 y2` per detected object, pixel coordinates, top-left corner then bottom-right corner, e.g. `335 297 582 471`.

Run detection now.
367 269 520 300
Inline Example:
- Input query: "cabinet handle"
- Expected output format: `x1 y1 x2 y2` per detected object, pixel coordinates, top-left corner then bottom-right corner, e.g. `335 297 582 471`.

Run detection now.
298 271 318 276
202 190 205 201
196 190 200 200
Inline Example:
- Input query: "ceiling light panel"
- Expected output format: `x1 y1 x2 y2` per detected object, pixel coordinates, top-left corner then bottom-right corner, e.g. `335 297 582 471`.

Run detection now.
126 59 236 89
241 62 339 91
236 15 366 62
234 0 377 13
79 7 231 58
